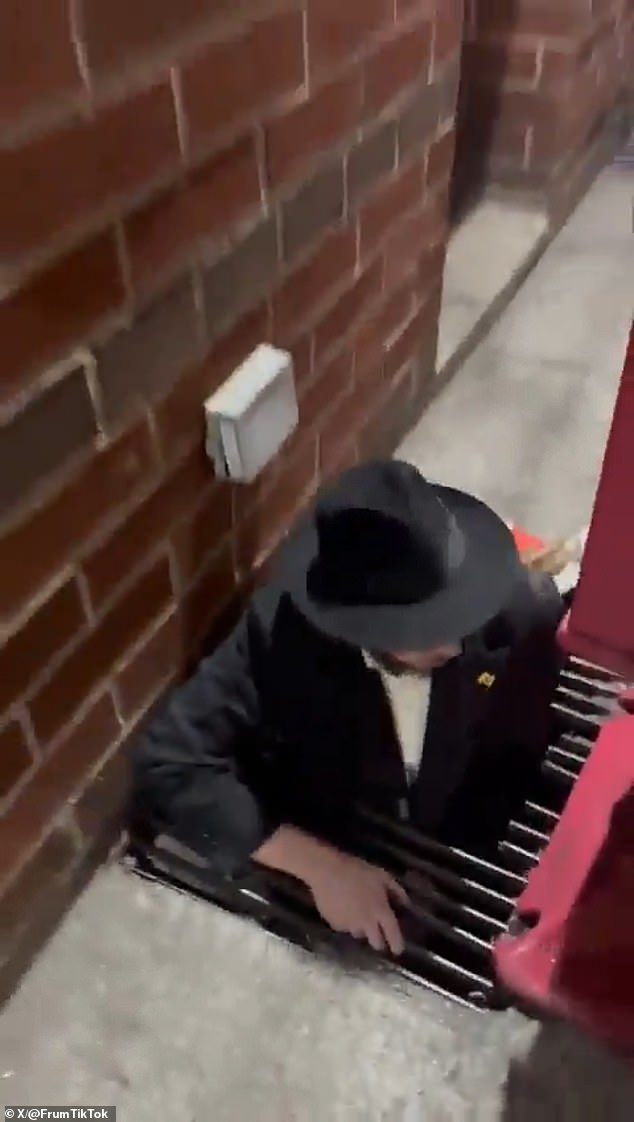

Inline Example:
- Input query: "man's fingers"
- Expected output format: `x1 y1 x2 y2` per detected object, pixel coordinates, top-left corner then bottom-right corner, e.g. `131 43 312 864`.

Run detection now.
349 925 367 940
378 905 405 957
384 874 410 907
366 922 385 953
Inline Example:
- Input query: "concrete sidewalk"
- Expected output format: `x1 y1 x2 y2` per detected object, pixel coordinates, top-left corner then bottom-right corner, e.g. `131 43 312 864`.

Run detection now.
1 166 633 1121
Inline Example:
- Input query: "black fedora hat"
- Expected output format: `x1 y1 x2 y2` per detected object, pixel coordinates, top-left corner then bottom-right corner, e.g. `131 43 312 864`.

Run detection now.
278 460 522 651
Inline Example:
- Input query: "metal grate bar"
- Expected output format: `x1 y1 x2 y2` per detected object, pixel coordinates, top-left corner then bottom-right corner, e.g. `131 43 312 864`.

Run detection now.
558 731 595 758
542 757 577 785
424 892 506 937
404 941 493 991
508 820 550 848
124 654 623 1013
353 830 515 917
524 800 559 827
552 701 604 737
559 669 621 700
405 900 492 958
498 841 539 873
554 686 610 719
357 806 525 892
546 745 585 773
569 657 622 683
128 842 500 1008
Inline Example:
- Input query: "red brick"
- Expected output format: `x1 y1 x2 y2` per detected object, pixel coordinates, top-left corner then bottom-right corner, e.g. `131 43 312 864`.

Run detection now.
0 825 77 961
83 447 211 610
395 0 430 13
0 0 81 130
181 11 305 154
201 218 279 342
307 0 394 73
0 233 125 405
232 445 283 528
0 830 107 1004
432 0 463 73
0 422 157 626
123 187 189 299
0 722 33 801
359 366 414 459
0 581 87 714
528 118 561 168
319 427 359 483
412 281 441 396
532 77 604 165
73 747 130 847
281 159 346 262
540 47 576 87
116 611 184 721
622 15 634 89
171 483 234 587
0 364 97 522
475 3 581 38
457 80 532 169
96 278 204 432
418 240 446 296
359 159 425 257
0 84 179 266
364 23 433 115
314 261 384 364
30 557 173 745
382 192 446 287
396 65 455 161
78 0 232 77
353 276 418 374
426 125 456 186
507 84 557 128
0 694 119 887
462 41 540 86
124 186 189 299
478 86 541 133
234 439 318 577
346 121 398 209
299 349 355 430
154 305 270 454
0 831 100 1011
272 228 357 342
434 54 461 122
490 118 530 164
267 75 362 188
508 45 542 84
385 320 428 390
384 300 431 382
283 336 314 394
317 384 376 471
181 542 237 650
124 134 262 299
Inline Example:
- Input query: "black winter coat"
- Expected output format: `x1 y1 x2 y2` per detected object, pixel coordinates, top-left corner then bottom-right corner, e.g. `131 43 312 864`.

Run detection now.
132 566 564 874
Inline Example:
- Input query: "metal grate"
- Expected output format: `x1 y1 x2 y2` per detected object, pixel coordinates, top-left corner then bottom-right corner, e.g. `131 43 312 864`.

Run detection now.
124 657 620 1010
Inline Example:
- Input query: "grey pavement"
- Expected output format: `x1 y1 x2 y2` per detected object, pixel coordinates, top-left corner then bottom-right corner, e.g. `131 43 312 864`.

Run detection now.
437 197 548 370
1 165 633 1121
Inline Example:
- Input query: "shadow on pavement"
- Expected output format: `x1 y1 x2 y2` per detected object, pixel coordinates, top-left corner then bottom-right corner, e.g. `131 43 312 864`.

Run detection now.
501 1022 634 1122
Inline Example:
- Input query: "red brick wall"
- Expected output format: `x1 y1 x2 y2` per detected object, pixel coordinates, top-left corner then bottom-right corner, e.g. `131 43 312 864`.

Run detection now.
0 1 461 992
453 0 632 215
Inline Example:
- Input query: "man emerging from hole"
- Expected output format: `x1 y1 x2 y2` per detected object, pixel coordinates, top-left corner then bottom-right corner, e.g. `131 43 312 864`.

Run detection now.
132 461 568 957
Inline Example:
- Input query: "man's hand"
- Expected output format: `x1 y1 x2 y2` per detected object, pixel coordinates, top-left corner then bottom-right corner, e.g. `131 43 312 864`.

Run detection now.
254 825 408 955
520 538 576 576
306 850 409 955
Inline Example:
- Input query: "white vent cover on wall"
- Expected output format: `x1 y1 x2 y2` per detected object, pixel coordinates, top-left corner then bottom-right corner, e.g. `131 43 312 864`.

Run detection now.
204 344 298 483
